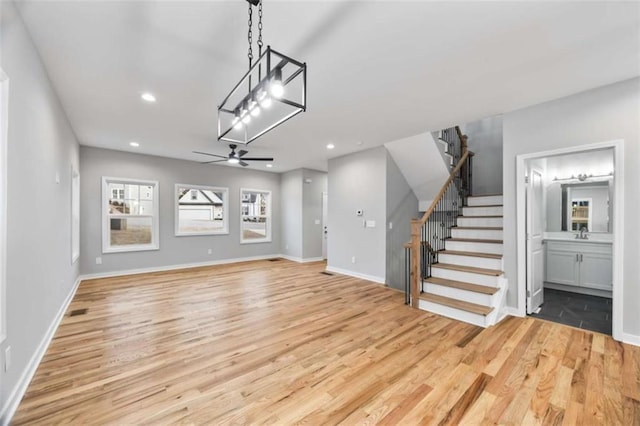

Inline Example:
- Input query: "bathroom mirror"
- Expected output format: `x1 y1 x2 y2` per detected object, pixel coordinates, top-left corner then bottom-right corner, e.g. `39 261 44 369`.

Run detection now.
559 181 611 233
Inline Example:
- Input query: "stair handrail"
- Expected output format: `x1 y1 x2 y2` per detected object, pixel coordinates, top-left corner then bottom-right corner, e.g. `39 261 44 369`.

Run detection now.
408 150 473 308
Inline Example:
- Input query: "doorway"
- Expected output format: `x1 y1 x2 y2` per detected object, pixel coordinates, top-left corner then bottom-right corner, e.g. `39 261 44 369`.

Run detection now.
321 192 328 260
516 140 623 339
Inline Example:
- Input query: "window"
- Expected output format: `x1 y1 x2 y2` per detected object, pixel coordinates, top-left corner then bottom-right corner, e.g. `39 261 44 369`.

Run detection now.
240 188 271 244
175 184 229 236
102 177 159 253
71 167 80 263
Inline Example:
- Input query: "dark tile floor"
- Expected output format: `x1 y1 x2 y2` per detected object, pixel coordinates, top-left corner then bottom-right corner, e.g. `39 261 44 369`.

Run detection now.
530 287 612 335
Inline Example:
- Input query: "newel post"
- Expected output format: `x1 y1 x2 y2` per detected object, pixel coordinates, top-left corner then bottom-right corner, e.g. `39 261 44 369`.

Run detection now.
410 218 421 308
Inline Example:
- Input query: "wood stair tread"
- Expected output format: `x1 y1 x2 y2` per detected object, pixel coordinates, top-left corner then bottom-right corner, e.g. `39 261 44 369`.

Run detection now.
425 277 499 295
468 194 503 198
448 238 503 244
464 204 503 208
419 293 494 315
432 263 503 276
440 250 502 259
458 215 503 218
454 227 503 230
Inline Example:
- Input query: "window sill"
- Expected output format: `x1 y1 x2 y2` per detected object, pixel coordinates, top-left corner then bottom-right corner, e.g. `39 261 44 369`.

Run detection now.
102 244 159 254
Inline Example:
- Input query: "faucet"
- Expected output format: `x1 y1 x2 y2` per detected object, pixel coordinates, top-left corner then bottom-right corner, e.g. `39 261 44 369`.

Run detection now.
575 226 589 240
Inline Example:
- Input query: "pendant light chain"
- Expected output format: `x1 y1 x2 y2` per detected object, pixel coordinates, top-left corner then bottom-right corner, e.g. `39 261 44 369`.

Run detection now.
257 0 263 56
247 2 253 67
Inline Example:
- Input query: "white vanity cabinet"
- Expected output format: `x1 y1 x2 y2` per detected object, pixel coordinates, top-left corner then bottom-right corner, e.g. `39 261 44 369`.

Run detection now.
545 240 612 291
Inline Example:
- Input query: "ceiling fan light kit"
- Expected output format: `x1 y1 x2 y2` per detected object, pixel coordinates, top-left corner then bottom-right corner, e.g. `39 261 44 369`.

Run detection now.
217 0 307 146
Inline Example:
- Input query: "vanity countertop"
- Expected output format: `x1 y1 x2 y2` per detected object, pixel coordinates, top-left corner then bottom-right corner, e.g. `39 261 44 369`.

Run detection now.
543 232 612 244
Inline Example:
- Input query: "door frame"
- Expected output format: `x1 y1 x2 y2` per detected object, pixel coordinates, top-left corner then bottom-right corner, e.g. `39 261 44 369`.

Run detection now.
321 191 328 260
516 139 624 341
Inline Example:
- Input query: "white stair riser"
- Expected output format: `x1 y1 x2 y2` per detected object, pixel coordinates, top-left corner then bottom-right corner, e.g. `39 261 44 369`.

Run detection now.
445 240 503 255
438 253 502 270
452 228 503 240
462 206 503 216
418 299 488 327
467 196 503 207
424 282 498 306
457 217 503 227
431 267 501 287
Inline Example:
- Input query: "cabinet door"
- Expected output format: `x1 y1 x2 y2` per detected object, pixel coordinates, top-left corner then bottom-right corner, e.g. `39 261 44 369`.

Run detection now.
580 252 612 290
546 249 579 286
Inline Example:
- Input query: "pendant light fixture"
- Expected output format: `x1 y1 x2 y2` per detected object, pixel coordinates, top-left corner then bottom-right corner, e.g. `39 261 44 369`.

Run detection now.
218 0 307 145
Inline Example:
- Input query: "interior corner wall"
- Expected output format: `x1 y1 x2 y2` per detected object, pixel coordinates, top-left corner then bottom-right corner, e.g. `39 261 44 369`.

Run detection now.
280 169 303 259
301 169 327 260
503 77 640 336
462 115 503 196
327 147 386 282
80 146 281 276
0 1 80 417
386 152 419 290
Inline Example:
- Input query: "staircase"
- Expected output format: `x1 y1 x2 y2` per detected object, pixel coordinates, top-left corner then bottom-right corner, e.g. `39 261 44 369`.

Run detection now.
405 127 507 328
420 194 506 327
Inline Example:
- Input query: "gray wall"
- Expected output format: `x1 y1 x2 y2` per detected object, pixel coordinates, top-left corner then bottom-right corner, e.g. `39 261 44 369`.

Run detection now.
0 1 80 415
462 115 503 196
503 77 640 336
328 147 387 281
80 147 281 275
386 152 419 290
280 169 303 259
301 169 327 260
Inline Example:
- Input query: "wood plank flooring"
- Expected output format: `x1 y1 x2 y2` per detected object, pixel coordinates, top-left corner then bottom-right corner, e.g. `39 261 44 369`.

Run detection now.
13 259 640 425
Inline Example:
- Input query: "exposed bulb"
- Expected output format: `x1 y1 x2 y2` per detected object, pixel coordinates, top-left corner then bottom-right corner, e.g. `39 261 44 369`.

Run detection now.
242 114 251 124
232 116 243 130
260 96 272 108
250 106 261 117
270 68 284 98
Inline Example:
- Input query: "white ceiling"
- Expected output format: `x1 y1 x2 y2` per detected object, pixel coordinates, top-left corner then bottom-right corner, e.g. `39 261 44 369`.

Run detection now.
16 1 640 173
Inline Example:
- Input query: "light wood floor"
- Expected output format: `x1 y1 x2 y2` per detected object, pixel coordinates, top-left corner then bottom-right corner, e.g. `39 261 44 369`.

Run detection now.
13 259 640 424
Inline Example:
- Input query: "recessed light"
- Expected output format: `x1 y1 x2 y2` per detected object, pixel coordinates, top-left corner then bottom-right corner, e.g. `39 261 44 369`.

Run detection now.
326 143 335 149
141 92 156 103
266 164 273 168
129 141 140 147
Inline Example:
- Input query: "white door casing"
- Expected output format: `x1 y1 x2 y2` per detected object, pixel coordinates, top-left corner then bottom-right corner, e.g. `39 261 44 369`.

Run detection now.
526 167 544 314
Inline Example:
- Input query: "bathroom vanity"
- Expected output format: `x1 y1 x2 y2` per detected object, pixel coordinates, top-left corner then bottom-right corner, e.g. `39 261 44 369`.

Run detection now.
544 232 612 296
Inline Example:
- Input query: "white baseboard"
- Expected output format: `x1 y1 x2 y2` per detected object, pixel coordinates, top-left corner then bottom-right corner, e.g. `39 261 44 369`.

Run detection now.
501 306 523 318
325 266 385 284
279 255 325 264
0 275 82 426
622 332 640 347
79 254 284 280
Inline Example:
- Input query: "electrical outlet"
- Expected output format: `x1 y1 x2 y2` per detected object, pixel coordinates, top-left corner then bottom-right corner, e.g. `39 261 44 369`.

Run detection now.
351 256 356 264
95 257 102 265
5 346 11 372
207 248 212 255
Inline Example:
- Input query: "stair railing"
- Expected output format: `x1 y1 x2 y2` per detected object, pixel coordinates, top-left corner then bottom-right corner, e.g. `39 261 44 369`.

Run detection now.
406 147 473 307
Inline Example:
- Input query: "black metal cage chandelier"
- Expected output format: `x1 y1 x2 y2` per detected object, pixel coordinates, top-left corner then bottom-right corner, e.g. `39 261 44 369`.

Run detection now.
217 0 307 145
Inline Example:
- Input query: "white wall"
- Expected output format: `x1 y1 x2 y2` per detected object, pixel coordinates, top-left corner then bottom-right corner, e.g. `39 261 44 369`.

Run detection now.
386 152 419 290
301 169 327 260
280 169 303 259
1 1 81 418
328 147 387 282
80 147 281 276
462 115 503 196
503 77 640 337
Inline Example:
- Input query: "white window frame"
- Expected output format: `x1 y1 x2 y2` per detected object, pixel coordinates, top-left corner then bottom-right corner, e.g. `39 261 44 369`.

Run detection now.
175 184 229 236
71 166 80 263
102 177 159 253
0 68 8 343
240 188 272 244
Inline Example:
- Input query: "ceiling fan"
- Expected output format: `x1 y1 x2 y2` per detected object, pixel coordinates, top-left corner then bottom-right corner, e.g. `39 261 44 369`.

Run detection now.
193 144 273 167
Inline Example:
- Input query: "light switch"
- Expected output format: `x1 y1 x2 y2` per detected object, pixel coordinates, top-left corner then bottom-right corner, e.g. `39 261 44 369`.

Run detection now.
366 220 376 228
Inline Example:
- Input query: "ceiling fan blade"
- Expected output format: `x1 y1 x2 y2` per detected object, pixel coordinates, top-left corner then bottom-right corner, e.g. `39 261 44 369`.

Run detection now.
238 150 249 158
201 159 227 164
241 157 274 161
193 151 227 159
239 161 250 167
